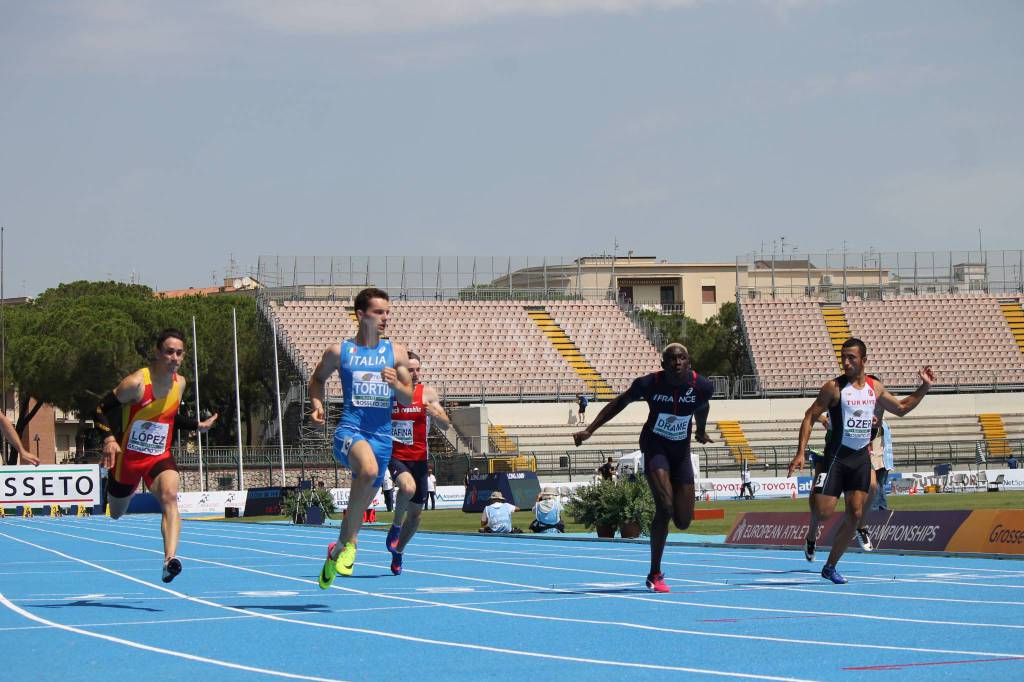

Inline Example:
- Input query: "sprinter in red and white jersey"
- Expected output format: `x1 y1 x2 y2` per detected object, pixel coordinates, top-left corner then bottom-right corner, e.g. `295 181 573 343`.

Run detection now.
788 338 933 584
384 351 450 575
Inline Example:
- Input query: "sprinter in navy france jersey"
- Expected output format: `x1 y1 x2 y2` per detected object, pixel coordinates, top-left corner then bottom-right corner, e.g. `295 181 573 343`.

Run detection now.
788 337 933 585
574 343 714 594
629 370 715 478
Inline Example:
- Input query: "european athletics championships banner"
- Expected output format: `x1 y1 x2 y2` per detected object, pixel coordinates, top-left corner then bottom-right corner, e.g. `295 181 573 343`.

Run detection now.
726 509 1024 555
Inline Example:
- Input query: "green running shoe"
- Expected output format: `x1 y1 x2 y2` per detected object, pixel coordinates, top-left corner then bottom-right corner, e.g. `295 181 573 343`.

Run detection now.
318 542 338 590
336 542 357 577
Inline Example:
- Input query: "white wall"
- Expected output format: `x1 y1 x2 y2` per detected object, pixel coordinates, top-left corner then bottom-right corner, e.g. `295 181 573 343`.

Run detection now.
484 392 1024 426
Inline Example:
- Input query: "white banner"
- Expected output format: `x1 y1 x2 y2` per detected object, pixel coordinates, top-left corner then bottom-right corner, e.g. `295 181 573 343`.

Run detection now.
1 465 102 508
699 476 799 500
324 485 469 511
946 469 1024 491
177 490 247 514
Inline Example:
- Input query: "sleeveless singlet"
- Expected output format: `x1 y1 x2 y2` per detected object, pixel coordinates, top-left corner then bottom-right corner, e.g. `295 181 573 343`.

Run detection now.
392 383 429 462
825 375 877 456
119 367 182 460
338 338 395 442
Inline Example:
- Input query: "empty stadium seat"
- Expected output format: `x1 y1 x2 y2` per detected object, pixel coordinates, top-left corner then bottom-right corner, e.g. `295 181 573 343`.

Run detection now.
270 299 660 399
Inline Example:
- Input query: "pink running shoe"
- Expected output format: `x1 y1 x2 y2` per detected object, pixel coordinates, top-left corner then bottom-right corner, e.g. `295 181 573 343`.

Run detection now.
646 572 670 593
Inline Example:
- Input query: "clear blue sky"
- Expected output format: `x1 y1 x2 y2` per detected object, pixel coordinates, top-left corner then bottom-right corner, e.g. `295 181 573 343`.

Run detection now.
2 1 1021 295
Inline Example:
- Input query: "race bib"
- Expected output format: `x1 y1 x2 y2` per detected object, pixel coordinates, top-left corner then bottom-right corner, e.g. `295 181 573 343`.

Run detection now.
351 371 391 409
127 420 170 456
392 419 414 445
652 413 690 441
842 412 873 448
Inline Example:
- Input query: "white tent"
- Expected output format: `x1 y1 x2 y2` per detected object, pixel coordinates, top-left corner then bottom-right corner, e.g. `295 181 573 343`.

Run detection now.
617 450 643 476
616 449 701 479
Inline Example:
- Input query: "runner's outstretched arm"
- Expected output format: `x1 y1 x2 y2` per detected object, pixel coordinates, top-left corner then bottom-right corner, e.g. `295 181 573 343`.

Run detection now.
788 383 835 477
0 413 35 466
422 386 451 429
308 344 341 424
387 343 414 406
694 402 713 444
573 392 633 446
875 367 934 417
95 373 145 470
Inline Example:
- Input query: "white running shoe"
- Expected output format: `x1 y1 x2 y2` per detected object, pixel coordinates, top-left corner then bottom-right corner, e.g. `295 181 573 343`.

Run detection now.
855 527 874 552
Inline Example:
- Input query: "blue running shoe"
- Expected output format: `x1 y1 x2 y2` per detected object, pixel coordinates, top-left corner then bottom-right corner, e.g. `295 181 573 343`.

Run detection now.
821 563 848 584
386 524 401 553
390 551 403 576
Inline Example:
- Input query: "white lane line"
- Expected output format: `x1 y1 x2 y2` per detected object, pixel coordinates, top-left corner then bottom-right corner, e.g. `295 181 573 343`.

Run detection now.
0 592 341 681
159 523 1024 612
329 527 1024 575
169 520 1024 591
13 523 1024 662
172 512 1024 581
0 529 810 681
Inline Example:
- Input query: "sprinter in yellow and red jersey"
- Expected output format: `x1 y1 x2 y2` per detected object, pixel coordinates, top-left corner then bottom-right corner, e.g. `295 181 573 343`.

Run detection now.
94 329 218 583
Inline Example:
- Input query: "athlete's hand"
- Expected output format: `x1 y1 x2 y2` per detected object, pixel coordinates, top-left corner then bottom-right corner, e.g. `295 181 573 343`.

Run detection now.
694 430 714 444
101 437 121 470
919 365 935 387
19 448 39 466
786 452 805 478
198 413 219 432
572 429 592 447
310 402 325 424
381 367 399 387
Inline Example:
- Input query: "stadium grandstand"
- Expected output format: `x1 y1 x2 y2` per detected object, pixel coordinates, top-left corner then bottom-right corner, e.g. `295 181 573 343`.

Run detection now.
239 251 1024 490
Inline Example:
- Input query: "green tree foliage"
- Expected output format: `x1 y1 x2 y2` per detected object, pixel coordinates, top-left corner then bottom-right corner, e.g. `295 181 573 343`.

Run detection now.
638 302 751 378
4 281 275 462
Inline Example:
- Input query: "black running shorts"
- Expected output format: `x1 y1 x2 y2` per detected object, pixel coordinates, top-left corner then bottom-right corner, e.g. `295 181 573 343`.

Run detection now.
813 446 871 497
387 458 429 505
643 442 695 486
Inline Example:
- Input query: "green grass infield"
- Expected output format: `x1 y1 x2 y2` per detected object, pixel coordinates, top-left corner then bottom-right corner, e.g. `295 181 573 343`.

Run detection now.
205 490 1024 537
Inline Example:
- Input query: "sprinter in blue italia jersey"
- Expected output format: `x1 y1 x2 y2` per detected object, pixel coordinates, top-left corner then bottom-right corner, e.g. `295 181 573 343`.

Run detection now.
309 287 413 587
573 344 715 594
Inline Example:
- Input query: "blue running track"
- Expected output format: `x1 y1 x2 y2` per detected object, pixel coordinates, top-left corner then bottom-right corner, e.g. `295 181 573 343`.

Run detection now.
2 515 1024 680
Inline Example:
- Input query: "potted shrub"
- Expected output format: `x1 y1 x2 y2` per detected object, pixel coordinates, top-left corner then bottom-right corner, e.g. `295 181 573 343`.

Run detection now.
567 480 620 537
618 480 655 538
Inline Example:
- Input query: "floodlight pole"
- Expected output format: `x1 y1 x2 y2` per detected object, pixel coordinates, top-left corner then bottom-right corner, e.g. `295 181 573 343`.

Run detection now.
191 316 204 492
232 307 244 488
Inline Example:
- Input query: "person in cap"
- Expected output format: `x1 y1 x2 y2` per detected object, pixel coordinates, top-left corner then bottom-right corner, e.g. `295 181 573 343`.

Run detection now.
530 486 564 533
479 491 518 533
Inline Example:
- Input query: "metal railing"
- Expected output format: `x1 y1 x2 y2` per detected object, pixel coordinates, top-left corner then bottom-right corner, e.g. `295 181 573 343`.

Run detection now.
736 372 1024 398
62 439 1021 491
736 249 1024 300
527 439 1024 480
255 255 625 301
